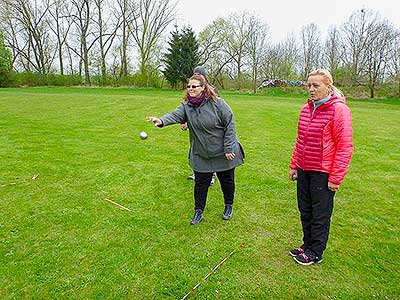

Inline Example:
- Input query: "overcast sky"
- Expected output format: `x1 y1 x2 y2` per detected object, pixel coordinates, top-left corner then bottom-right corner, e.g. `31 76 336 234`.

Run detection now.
175 0 400 42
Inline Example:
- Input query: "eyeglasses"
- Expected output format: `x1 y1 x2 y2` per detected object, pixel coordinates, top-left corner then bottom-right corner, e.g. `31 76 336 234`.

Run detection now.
187 85 202 89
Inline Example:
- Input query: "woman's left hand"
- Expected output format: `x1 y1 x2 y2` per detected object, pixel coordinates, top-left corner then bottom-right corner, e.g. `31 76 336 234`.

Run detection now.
225 153 236 160
328 182 340 192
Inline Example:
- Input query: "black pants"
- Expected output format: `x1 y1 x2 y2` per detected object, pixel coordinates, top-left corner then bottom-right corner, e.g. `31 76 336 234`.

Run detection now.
297 169 335 258
194 168 235 211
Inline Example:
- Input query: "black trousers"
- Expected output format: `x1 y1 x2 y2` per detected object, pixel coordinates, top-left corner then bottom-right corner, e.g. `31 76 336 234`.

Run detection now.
194 168 235 211
297 169 335 258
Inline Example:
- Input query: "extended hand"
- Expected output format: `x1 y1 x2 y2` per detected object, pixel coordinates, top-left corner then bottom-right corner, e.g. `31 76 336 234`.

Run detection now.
146 116 162 127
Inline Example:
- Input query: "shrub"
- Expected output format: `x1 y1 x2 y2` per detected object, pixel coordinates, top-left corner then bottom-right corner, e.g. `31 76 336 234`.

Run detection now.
8 73 82 87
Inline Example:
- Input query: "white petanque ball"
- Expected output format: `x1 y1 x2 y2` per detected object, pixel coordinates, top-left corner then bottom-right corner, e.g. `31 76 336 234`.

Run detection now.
139 131 148 140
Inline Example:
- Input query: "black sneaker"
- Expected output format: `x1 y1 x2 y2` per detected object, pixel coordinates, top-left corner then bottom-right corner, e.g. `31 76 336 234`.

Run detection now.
289 247 305 257
293 249 323 265
190 209 203 225
222 205 233 220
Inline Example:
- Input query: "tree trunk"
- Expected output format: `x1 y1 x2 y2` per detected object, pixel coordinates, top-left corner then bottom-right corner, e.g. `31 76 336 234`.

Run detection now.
119 12 128 78
82 36 90 84
397 75 400 97
369 84 375 98
58 42 64 75
252 67 257 94
97 1 107 84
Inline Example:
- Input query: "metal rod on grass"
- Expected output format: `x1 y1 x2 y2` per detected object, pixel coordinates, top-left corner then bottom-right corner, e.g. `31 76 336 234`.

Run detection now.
181 243 245 300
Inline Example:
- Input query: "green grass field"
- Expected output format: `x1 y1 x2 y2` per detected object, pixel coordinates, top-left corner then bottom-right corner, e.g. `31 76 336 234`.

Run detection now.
1 87 399 299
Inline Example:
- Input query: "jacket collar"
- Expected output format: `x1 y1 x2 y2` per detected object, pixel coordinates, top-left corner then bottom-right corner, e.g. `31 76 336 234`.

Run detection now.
307 93 346 110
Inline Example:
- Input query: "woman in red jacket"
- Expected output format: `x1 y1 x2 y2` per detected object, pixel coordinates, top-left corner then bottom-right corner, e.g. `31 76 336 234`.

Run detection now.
289 69 353 265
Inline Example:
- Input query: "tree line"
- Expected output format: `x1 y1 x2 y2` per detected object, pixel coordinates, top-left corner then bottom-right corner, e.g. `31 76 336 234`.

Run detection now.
0 0 399 97
0 0 176 86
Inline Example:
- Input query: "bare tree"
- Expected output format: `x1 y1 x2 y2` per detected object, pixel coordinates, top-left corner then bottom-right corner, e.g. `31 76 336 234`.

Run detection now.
224 11 252 89
48 0 73 75
341 9 379 85
92 0 121 83
246 14 269 93
300 23 322 80
0 2 20 68
387 30 400 96
197 19 224 65
70 0 93 84
2 0 54 74
281 33 300 79
199 12 257 90
260 33 300 81
113 0 137 78
324 25 343 82
260 44 281 80
363 19 397 98
65 39 76 74
130 0 176 85
197 18 232 88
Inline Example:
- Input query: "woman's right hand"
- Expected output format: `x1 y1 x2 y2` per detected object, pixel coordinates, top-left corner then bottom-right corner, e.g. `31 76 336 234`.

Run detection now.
225 152 236 160
146 116 162 127
289 168 298 181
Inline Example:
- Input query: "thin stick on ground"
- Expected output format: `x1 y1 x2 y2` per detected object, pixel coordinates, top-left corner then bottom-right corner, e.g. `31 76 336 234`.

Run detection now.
181 243 245 300
104 198 132 212
0 182 17 188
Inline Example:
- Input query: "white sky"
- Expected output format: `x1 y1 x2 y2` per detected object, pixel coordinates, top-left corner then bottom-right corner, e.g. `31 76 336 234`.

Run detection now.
175 0 400 42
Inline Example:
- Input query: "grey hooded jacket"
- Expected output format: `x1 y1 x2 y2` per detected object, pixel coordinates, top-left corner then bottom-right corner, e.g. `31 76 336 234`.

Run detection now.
160 97 244 172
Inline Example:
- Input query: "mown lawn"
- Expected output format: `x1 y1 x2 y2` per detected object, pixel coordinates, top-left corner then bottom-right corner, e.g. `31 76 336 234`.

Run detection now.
0 87 399 299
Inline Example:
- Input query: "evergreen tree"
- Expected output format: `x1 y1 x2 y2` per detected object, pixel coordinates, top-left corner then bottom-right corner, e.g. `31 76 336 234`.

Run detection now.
0 31 12 87
163 26 199 89
163 26 182 89
179 26 199 86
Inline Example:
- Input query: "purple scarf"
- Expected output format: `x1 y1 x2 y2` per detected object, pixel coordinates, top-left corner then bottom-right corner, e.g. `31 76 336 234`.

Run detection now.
187 91 210 107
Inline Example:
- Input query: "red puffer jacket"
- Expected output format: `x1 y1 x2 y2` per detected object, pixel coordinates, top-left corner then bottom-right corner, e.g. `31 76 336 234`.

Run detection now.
290 94 353 185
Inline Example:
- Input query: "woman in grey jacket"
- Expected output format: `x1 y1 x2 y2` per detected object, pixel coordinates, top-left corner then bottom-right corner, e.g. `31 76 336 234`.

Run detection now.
147 75 244 225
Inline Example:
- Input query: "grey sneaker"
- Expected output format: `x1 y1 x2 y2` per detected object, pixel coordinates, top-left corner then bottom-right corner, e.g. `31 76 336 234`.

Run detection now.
190 209 203 225
222 205 233 220
187 174 195 180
